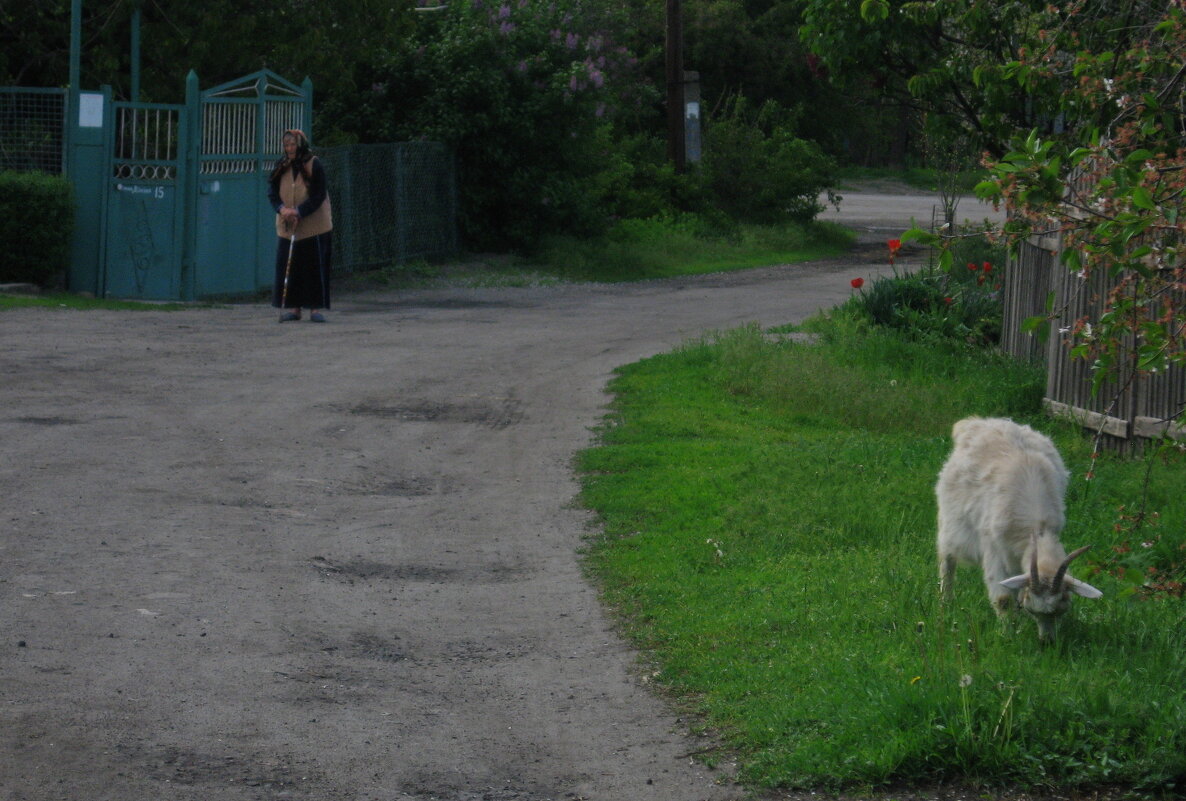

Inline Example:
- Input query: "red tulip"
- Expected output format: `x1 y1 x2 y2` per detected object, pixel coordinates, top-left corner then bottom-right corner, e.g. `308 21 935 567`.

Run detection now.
887 239 902 253
851 277 865 289
968 262 978 271
983 262 993 273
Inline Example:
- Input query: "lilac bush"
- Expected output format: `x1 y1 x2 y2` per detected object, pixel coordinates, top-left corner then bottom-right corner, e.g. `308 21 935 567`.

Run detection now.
332 0 647 248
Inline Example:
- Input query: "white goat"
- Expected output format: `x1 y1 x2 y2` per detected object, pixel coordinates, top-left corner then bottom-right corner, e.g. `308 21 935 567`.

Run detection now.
935 417 1102 642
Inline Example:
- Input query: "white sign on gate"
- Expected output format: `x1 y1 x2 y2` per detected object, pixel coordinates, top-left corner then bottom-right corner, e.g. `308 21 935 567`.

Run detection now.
79 93 104 128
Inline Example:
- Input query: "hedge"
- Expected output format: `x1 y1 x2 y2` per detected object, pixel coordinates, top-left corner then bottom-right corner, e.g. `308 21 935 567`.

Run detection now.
0 171 74 287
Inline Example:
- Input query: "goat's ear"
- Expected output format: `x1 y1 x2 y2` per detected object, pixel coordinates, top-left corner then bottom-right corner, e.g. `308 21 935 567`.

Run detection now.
1000 574 1029 590
1066 576 1103 599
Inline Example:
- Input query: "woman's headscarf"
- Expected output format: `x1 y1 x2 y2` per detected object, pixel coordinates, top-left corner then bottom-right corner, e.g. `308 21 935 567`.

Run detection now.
271 129 313 180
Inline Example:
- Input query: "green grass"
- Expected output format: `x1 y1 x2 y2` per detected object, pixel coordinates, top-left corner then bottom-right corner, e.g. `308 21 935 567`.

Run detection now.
837 165 988 194
0 292 201 311
531 218 854 283
577 321 1186 794
339 255 568 291
346 218 855 289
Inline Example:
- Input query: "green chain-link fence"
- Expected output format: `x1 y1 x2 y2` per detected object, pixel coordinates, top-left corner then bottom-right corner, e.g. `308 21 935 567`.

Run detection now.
318 142 458 271
1 88 67 174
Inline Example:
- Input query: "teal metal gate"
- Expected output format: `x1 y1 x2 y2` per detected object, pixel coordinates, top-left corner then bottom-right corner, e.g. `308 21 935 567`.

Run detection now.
194 71 309 298
104 100 186 298
65 69 310 300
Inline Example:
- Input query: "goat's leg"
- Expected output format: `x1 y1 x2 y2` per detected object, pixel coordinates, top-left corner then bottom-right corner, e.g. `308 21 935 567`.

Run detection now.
939 552 956 601
991 592 1016 616
980 549 1017 617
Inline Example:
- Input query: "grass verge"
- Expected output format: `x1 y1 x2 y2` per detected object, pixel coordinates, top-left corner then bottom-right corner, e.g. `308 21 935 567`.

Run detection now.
531 218 854 283
836 165 986 194
344 218 855 289
577 318 1186 795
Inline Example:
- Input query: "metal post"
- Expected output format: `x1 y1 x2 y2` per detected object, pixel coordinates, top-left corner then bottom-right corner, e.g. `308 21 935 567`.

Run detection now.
181 70 200 300
69 0 81 95
396 145 409 262
665 0 685 173
68 0 82 176
302 77 314 142
130 1 142 102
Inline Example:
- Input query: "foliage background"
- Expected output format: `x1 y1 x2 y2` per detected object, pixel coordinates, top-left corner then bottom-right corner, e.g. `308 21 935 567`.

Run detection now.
0 0 878 251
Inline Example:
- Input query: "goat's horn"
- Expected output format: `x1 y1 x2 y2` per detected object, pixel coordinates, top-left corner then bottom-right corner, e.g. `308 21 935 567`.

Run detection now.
1029 531 1040 586
1053 544 1092 592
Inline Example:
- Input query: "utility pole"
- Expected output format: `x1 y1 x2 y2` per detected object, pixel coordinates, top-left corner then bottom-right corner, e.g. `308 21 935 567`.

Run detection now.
666 0 685 172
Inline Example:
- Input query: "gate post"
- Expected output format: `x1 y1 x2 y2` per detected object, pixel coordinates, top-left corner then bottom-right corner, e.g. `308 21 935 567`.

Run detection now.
181 70 201 300
66 84 112 295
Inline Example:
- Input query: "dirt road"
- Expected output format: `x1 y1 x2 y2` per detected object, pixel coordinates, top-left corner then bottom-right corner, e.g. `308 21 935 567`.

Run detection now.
818 179 1004 242
1 188 994 801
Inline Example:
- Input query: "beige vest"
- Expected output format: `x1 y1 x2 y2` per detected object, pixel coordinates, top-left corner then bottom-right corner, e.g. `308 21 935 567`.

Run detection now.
275 158 333 240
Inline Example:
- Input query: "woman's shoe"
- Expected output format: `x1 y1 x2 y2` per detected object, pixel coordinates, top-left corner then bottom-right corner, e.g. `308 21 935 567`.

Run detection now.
309 312 326 323
278 311 301 322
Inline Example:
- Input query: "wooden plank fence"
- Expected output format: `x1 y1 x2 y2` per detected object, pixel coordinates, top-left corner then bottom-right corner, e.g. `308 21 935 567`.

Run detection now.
1003 234 1186 450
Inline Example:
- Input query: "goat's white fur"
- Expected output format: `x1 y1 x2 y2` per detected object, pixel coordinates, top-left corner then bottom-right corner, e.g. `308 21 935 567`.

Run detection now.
936 417 1102 641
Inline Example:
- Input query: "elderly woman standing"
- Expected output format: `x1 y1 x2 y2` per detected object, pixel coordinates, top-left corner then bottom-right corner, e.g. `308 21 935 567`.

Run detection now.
268 129 333 323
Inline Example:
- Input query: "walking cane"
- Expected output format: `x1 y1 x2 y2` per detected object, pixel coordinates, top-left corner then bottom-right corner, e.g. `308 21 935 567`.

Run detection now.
280 220 297 309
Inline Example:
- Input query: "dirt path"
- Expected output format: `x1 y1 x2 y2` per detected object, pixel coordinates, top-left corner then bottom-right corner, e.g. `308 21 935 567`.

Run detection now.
1 187 994 801
818 179 1003 243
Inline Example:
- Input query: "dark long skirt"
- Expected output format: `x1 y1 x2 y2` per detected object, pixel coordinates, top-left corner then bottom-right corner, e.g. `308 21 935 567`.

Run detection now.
272 231 332 309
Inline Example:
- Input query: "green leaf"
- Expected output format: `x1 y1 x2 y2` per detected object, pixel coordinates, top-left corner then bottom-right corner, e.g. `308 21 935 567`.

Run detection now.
974 180 1000 199
938 248 953 273
1138 348 1167 372
1021 315 1046 334
1131 186 1157 210
901 226 939 246
859 0 890 22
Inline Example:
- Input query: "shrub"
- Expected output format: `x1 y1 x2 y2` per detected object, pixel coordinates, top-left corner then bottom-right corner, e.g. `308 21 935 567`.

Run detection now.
844 264 1003 347
0 171 73 287
703 96 837 225
325 0 647 251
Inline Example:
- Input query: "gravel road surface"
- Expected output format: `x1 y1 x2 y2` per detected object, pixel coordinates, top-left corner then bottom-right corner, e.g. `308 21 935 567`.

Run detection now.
1 185 1000 801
